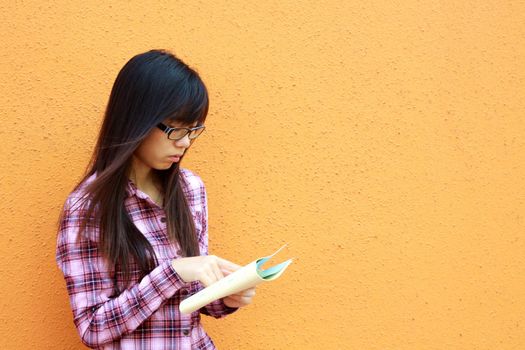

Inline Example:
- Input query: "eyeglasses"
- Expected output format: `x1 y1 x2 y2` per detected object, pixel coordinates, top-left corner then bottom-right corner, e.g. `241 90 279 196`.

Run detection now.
156 122 206 141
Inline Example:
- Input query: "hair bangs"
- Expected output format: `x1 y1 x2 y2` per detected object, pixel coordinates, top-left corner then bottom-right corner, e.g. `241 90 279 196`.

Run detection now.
167 76 209 126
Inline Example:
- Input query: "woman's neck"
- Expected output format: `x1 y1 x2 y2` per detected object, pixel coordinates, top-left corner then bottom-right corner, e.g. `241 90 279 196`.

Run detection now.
128 156 157 190
128 157 164 206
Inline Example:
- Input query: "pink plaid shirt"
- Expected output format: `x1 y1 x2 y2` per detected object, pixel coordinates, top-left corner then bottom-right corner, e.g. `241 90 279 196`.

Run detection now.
56 168 238 349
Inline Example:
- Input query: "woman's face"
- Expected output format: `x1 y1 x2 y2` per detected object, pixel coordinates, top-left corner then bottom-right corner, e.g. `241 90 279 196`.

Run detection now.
132 119 199 171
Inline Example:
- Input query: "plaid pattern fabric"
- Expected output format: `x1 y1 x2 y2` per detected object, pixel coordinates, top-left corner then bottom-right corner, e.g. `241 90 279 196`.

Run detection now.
56 168 238 349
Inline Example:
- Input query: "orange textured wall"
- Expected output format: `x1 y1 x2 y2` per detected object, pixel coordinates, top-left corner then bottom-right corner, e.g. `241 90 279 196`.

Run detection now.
1 1 524 349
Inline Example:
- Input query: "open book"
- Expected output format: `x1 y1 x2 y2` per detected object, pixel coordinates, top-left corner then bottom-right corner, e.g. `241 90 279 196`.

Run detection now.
179 245 293 314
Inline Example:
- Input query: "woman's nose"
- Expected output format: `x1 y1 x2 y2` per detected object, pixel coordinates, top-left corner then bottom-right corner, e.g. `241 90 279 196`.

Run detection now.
174 134 191 148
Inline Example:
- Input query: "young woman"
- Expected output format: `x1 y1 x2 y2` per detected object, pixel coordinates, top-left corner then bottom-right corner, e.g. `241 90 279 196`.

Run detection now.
56 49 255 349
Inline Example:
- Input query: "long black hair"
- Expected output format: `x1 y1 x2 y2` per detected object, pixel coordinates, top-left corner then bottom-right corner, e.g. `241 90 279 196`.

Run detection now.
62 49 209 291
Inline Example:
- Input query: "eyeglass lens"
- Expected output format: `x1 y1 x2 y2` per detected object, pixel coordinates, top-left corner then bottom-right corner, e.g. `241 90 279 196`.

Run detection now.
170 127 204 140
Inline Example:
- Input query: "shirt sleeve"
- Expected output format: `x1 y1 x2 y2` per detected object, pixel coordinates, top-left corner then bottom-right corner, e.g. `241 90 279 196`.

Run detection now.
55 196 189 348
196 179 239 318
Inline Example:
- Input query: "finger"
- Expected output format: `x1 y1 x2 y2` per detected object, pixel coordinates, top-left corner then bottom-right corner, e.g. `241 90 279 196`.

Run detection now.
231 288 256 299
230 287 256 296
225 294 243 303
206 268 221 285
242 287 256 295
211 260 225 282
216 257 242 272
202 256 223 284
221 267 236 276
200 270 215 287
223 297 241 308
226 294 252 306
230 289 255 298
243 288 256 297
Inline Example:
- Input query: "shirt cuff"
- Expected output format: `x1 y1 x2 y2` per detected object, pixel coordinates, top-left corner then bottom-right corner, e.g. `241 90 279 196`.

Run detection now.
220 298 240 315
199 297 239 318
142 259 189 301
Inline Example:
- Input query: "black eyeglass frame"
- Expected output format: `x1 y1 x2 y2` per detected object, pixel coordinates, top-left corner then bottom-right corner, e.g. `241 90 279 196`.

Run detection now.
156 122 206 141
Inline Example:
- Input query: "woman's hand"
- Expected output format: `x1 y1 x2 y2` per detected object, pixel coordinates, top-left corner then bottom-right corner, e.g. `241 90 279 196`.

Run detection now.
171 255 241 287
220 266 256 308
222 287 256 308
171 255 257 308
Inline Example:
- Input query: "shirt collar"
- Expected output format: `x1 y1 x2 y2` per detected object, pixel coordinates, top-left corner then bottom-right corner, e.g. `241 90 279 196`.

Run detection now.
125 177 157 201
125 177 139 199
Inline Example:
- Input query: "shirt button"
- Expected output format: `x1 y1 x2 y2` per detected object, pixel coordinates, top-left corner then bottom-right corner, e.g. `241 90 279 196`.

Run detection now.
160 217 166 223
176 249 182 255
183 329 190 336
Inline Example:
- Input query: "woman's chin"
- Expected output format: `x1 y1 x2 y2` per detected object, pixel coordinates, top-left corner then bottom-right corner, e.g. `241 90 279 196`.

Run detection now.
153 161 177 170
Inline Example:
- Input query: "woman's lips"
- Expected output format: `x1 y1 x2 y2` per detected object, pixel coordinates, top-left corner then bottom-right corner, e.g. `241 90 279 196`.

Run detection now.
168 155 182 162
